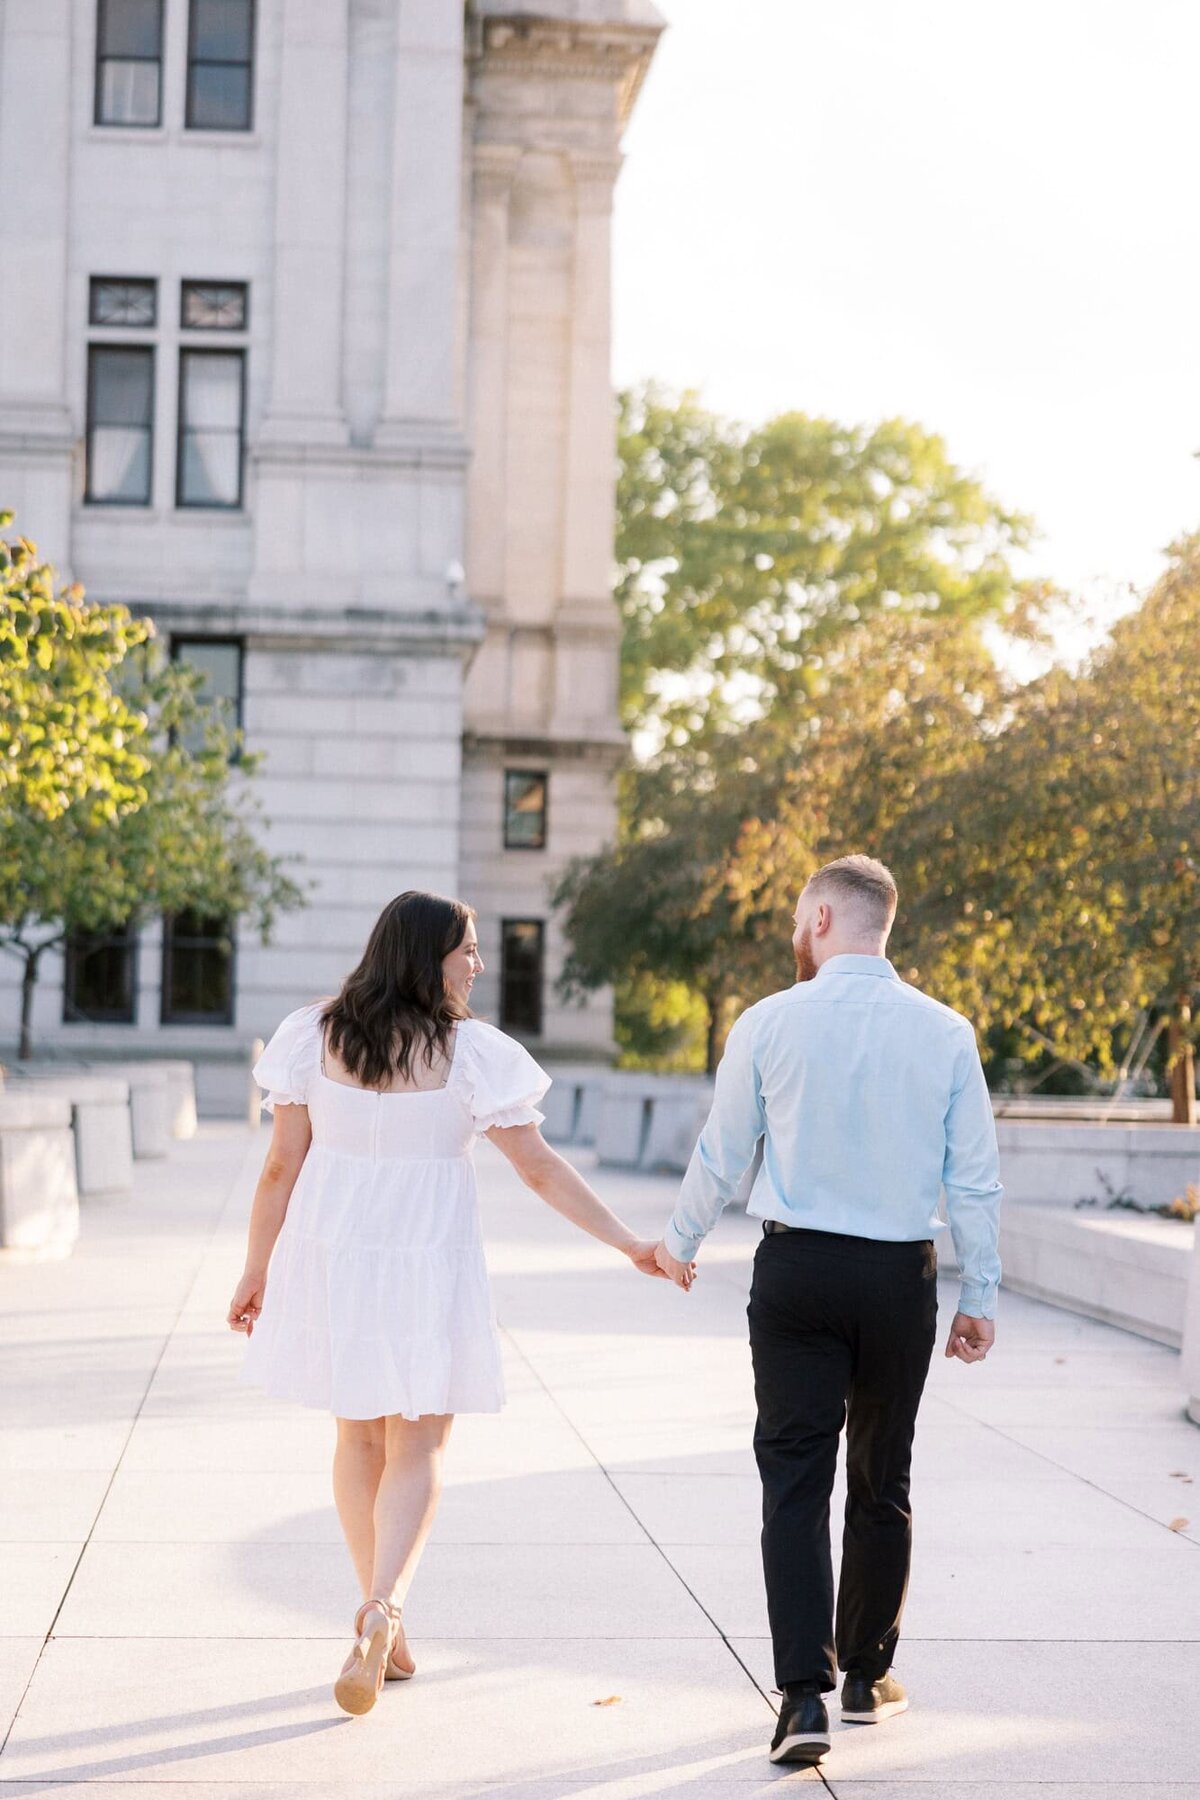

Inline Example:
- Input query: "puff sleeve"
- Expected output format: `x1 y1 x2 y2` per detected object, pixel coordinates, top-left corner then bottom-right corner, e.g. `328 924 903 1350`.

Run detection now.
252 1003 324 1114
465 1021 552 1133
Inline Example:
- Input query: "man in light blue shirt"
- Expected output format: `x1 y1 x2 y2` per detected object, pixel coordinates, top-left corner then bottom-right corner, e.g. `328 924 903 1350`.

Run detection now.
654 854 1002 1769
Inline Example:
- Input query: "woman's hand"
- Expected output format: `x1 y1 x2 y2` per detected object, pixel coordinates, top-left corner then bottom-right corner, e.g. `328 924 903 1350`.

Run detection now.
624 1237 672 1280
227 1270 266 1335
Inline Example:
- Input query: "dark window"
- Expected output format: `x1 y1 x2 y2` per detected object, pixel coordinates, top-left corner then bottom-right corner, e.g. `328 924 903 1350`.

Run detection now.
89 276 157 327
176 348 244 508
161 910 235 1023
63 924 138 1023
170 636 243 753
504 770 549 850
186 0 255 131
500 920 544 1037
85 345 154 505
95 0 164 126
181 280 248 331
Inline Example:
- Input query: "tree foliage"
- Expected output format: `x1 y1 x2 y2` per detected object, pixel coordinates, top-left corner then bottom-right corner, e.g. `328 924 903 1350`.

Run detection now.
616 385 1038 749
0 518 305 1057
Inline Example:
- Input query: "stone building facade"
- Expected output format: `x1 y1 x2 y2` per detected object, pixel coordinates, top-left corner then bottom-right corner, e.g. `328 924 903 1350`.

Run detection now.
0 0 662 1104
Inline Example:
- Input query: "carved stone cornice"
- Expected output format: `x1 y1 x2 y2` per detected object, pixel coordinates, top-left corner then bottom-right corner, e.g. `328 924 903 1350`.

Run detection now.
469 13 662 127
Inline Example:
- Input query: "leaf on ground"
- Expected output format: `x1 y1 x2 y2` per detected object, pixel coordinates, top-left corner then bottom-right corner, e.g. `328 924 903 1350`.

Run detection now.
592 1695 622 1707
1054 1357 1067 1364
1168 1517 1189 1531
1169 1470 1189 1478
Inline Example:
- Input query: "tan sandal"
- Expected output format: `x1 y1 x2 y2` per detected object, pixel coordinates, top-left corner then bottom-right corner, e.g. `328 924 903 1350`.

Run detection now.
384 1600 415 1682
334 1597 401 1715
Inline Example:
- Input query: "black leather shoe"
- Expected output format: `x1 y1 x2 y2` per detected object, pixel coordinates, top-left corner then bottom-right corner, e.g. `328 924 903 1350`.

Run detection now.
769 1689 830 1764
840 1669 909 1723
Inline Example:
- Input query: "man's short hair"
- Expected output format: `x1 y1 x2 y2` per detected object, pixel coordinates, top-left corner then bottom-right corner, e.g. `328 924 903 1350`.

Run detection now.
805 854 898 932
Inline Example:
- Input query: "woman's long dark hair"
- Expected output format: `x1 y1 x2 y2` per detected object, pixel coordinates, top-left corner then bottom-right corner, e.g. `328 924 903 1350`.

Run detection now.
320 891 475 1088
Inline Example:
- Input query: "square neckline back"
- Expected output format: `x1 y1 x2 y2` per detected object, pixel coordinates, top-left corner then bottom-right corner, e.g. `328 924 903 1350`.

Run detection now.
317 1020 464 1099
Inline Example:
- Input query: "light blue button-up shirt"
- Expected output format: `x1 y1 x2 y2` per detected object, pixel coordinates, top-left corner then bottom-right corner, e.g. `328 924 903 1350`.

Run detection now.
664 954 1003 1318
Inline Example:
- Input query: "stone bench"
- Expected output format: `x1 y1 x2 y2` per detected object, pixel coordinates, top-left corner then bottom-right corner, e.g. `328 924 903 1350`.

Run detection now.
74 1062 170 1159
7 1071 134 1197
996 1119 1200 1212
0 1091 79 1258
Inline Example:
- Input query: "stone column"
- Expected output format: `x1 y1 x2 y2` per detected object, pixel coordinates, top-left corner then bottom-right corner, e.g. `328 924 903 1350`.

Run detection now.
552 153 624 737
376 7 465 447
257 0 349 446
0 0 73 562
464 144 520 611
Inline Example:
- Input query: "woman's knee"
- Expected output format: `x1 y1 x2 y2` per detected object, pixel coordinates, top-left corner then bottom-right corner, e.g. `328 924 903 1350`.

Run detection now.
383 1411 454 1462
337 1415 387 1454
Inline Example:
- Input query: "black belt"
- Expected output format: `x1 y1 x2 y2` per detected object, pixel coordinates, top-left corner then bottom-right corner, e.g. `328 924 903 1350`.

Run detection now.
763 1219 803 1234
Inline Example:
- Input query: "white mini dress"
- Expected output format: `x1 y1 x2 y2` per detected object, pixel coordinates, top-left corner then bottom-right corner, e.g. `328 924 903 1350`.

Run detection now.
238 1004 551 1421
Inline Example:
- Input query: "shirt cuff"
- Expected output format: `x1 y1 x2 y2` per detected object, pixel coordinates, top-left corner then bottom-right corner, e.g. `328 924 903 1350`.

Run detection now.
957 1279 997 1320
663 1220 702 1263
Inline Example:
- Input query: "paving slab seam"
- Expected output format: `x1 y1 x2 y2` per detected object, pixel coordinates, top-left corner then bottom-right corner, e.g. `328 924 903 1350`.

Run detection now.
496 1321 781 1724
0 1131 265 1763
928 1388 1200 1545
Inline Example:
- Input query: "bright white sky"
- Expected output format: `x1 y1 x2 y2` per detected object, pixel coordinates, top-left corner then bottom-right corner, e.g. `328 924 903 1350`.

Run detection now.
611 0 1200 653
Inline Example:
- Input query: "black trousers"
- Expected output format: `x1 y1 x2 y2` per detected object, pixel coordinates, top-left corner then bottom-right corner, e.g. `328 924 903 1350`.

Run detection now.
747 1223 938 1694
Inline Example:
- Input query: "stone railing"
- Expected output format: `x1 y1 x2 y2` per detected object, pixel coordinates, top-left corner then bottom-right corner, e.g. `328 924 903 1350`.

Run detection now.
0 1090 79 1258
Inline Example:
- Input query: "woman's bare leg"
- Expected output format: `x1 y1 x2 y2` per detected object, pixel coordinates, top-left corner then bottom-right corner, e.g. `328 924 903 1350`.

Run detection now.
333 1416 387 1596
368 1412 454 1673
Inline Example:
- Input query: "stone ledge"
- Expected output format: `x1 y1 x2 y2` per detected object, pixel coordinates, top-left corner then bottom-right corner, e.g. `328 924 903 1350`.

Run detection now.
997 1202 1194 1348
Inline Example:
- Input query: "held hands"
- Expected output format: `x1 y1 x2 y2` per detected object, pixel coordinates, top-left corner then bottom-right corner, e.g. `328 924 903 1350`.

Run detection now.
653 1240 697 1291
227 1270 266 1335
944 1311 995 1364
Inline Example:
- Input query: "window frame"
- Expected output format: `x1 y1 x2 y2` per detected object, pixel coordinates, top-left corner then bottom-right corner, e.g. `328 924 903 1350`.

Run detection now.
168 633 245 751
84 341 156 508
179 279 250 333
89 275 159 329
160 910 236 1026
94 0 165 129
174 344 246 511
503 769 550 852
499 918 546 1039
62 922 139 1025
185 0 257 133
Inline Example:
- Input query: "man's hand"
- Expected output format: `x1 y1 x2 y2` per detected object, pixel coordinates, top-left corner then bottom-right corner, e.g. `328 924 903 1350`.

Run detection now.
654 1240 697 1290
625 1238 671 1279
944 1311 995 1364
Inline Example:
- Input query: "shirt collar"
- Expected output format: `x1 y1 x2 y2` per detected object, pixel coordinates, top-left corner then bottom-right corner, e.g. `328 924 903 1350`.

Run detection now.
812 953 899 982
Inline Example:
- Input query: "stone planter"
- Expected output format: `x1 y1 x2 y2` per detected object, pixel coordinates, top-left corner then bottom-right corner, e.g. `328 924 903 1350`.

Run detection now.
996 1120 1200 1212
87 1059 197 1140
1184 1225 1200 1426
77 1062 170 1159
7 1072 134 1196
0 1091 79 1257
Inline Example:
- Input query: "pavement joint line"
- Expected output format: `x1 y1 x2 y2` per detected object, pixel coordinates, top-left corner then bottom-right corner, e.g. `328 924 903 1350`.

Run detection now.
928 1388 1200 1545
495 1321 779 1723
0 1129 264 1764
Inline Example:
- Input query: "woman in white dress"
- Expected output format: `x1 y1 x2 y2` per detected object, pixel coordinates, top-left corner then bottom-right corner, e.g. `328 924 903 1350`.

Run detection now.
226 890 685 1716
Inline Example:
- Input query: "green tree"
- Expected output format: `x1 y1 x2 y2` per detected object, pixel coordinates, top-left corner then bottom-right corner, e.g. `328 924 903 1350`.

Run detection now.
1 521 305 1057
900 539 1200 1121
1 519 153 821
616 385 1036 749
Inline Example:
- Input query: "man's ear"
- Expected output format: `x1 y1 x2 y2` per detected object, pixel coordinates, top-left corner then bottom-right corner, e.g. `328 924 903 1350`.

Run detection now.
813 902 833 938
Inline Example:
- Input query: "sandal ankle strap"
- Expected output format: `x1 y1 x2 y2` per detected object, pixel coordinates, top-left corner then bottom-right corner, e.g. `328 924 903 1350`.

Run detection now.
354 1596 402 1636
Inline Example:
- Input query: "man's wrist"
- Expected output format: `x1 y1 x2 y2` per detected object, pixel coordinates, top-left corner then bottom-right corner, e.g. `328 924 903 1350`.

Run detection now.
662 1222 701 1264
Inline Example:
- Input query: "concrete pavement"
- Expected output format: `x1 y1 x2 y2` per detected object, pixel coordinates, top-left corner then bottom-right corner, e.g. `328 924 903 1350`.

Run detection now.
1 1123 1199 1798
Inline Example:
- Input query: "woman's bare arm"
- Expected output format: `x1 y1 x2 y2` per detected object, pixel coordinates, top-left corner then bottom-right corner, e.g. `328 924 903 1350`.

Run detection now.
485 1122 684 1281
227 1104 312 1333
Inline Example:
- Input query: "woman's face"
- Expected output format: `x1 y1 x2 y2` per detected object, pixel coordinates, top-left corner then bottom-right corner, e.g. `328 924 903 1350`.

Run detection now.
442 918 484 1010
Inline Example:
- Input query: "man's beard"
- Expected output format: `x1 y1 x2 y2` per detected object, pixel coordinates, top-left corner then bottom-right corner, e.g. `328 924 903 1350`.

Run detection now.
794 923 818 983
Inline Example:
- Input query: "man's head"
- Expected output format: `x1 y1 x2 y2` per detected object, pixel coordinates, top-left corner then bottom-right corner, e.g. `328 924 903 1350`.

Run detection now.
792 854 898 982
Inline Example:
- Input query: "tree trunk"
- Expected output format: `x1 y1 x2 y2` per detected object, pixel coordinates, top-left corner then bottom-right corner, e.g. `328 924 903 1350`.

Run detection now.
704 992 734 1076
19 945 40 1060
1168 998 1197 1126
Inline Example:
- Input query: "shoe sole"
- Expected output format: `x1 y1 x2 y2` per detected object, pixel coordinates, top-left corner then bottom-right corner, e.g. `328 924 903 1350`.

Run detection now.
769 1732 830 1764
841 1698 909 1724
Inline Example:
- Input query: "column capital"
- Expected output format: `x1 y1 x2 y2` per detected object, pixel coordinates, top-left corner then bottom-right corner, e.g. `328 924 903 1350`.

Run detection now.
473 142 523 202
